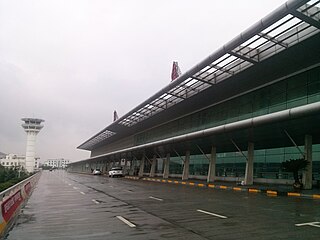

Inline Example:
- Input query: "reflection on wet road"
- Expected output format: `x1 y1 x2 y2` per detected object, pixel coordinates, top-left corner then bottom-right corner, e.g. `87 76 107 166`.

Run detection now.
6 170 320 240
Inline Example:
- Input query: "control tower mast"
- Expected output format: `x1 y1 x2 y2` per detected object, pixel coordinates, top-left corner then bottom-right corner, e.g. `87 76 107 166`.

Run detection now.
21 118 44 173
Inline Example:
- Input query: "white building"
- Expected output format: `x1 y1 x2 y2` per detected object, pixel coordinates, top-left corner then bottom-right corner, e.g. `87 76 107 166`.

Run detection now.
0 154 40 170
44 158 70 169
0 153 26 170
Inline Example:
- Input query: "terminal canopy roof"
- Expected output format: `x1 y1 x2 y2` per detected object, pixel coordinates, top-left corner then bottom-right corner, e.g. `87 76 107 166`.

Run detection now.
78 0 320 152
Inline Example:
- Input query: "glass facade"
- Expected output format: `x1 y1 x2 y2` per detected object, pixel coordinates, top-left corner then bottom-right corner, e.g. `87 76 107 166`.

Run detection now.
169 157 183 174
135 67 320 145
217 144 320 180
141 144 320 181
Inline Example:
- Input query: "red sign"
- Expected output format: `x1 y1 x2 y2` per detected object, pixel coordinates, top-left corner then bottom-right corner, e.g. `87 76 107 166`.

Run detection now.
1 190 23 222
24 182 31 196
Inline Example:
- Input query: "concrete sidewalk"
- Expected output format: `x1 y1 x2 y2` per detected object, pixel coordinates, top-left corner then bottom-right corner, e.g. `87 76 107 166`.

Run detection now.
125 176 320 200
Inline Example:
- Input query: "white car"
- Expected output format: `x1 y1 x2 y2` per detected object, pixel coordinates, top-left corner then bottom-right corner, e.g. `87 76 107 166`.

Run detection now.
108 167 123 177
93 169 102 175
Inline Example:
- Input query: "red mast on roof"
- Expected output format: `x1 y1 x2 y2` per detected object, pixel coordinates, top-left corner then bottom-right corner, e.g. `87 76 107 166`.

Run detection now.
171 61 181 81
113 110 119 122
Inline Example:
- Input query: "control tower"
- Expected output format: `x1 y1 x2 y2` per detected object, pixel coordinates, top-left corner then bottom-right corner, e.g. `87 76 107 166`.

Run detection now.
21 118 44 173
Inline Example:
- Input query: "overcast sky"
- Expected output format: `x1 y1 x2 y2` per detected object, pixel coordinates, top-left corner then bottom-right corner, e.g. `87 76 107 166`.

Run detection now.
0 0 288 162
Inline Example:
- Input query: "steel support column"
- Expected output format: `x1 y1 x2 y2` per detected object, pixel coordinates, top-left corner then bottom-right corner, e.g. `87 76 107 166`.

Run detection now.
123 159 128 175
244 142 254 185
163 153 170 179
150 155 157 177
182 150 190 181
138 155 145 178
129 159 134 176
303 135 313 189
108 161 113 172
102 161 107 174
131 155 138 176
207 146 216 183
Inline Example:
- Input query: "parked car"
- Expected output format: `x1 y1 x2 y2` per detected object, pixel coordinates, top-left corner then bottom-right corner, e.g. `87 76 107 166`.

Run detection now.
108 167 123 177
93 169 102 175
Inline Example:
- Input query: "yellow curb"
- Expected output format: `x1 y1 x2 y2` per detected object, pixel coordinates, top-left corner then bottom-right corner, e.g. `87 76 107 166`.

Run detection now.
220 185 227 189
189 182 195 186
0 221 7 235
198 184 205 187
208 184 215 188
288 192 301 197
174 181 179 184
181 182 187 185
313 194 320 199
249 188 260 193
267 190 277 195
233 187 242 191
167 180 173 183
162 180 167 183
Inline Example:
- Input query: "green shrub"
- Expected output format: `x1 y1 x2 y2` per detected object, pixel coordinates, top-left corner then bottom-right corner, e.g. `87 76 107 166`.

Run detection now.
0 165 30 192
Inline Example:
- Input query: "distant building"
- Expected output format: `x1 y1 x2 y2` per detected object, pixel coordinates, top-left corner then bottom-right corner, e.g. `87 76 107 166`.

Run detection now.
0 153 26 170
44 158 70 169
0 153 40 171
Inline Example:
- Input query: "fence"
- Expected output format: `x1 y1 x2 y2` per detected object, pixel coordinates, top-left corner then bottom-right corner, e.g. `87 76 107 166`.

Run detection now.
0 172 41 238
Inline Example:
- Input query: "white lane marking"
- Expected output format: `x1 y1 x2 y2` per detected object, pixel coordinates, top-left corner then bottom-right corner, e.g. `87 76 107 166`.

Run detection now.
149 196 163 201
197 209 227 219
73 187 79 190
92 199 100 204
295 222 320 228
80 191 85 195
116 216 136 228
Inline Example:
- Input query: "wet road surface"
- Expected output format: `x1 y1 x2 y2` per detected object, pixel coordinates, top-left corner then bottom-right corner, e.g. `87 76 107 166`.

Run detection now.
6 170 320 240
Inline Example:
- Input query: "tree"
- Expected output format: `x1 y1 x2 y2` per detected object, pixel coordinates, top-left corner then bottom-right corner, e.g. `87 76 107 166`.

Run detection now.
0 165 30 191
281 158 309 189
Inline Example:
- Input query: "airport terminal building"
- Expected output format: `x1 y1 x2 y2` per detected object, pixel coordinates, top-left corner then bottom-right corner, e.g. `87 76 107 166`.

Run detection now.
69 0 320 189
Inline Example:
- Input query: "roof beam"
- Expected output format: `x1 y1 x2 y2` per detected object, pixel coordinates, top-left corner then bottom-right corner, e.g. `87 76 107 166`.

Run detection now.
132 111 147 118
257 33 288 48
233 45 260 62
179 83 200 94
210 63 234 75
147 103 166 110
194 71 218 83
228 51 257 64
291 10 320 29
166 92 185 100
191 76 215 85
